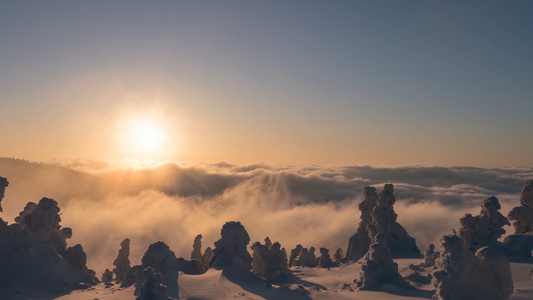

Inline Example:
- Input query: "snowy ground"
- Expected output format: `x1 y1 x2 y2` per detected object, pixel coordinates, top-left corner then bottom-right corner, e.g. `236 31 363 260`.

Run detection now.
57 258 533 300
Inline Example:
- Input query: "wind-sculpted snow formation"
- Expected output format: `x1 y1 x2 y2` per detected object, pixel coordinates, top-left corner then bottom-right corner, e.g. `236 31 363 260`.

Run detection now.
113 238 131 283
347 184 420 261
209 221 253 270
508 180 533 234
348 233 414 291
0 178 97 298
459 196 510 252
432 235 513 300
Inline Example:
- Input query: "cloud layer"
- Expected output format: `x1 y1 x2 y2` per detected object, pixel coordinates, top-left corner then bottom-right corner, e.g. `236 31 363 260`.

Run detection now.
0 158 529 273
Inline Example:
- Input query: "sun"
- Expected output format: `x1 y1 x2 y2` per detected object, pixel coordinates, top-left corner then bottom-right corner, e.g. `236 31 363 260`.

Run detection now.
116 115 171 159
134 123 165 150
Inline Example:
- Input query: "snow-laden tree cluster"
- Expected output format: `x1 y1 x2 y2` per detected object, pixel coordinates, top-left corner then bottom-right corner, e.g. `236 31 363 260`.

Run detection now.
346 184 420 261
432 235 513 300
0 177 97 298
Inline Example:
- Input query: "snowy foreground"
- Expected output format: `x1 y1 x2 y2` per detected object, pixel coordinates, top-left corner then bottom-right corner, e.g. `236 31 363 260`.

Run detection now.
57 259 533 300
2 174 533 300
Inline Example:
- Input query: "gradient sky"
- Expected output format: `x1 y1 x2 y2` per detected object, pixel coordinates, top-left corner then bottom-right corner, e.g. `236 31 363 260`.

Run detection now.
1 1 532 167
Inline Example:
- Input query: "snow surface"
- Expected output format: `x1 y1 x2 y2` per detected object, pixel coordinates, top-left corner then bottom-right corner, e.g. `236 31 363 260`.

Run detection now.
54 259 533 300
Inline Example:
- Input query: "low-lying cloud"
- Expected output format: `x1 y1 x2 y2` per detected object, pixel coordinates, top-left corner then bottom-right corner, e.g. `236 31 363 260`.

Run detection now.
0 158 529 274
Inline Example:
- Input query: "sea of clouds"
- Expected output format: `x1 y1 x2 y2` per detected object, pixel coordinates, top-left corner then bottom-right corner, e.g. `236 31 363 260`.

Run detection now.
0 158 530 274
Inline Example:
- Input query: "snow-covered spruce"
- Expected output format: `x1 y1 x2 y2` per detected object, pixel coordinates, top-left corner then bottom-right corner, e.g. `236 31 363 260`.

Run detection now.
134 267 175 300
318 247 338 268
423 244 439 267
508 180 533 234
349 233 414 291
459 196 510 252
102 269 114 284
288 244 303 267
346 186 377 261
202 247 213 270
347 184 420 261
209 221 253 270
191 234 203 263
0 176 8 212
432 235 513 300
333 248 344 263
113 238 131 283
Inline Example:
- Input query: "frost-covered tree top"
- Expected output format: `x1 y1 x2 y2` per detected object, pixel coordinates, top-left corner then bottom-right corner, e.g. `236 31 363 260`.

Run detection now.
508 180 533 234
459 196 510 251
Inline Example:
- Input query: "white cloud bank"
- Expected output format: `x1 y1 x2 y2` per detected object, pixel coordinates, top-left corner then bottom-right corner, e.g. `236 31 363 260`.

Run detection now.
0 158 529 273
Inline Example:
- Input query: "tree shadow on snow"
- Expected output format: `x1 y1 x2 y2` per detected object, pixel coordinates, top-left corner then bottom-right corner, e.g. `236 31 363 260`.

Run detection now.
377 284 435 299
220 263 326 300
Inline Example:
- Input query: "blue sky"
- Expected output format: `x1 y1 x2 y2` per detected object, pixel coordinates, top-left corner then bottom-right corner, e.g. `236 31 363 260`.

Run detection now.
1 1 532 166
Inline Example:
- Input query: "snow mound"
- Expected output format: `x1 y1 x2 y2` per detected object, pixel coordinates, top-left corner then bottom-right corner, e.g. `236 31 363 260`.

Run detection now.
432 235 513 300
459 196 510 252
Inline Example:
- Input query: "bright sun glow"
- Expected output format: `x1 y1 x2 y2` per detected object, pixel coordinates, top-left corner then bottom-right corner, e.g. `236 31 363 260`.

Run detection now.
135 123 165 150
117 115 172 159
